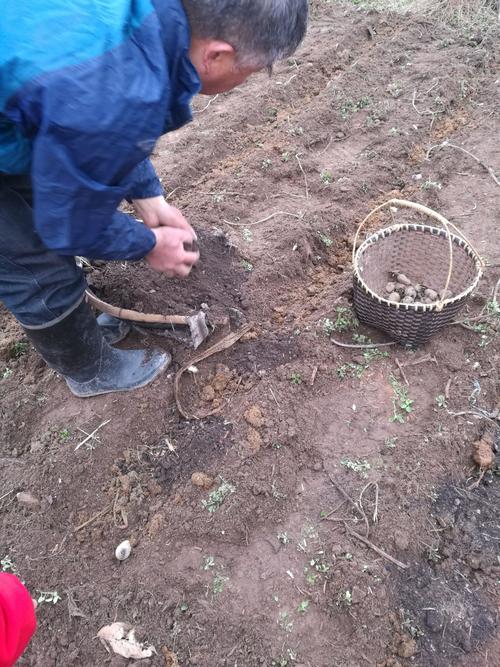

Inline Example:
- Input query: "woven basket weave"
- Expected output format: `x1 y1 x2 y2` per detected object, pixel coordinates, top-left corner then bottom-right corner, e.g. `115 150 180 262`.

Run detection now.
353 199 483 347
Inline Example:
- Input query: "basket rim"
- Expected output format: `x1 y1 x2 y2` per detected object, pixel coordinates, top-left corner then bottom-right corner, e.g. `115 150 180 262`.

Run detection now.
353 223 483 312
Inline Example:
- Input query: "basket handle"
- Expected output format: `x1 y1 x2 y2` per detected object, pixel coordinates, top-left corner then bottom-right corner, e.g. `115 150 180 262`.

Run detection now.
353 198 484 312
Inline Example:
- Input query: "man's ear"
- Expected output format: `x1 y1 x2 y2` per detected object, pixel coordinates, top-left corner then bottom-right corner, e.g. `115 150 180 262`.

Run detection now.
201 40 235 72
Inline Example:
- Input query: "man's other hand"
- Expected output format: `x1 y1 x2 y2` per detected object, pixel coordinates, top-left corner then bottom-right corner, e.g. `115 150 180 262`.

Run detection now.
133 196 197 239
146 227 199 277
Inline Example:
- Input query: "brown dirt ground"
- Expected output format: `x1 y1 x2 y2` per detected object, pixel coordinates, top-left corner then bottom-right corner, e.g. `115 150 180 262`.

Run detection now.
1 3 499 666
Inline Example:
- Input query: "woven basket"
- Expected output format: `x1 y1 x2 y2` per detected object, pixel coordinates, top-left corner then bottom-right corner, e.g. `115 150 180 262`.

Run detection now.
352 199 483 347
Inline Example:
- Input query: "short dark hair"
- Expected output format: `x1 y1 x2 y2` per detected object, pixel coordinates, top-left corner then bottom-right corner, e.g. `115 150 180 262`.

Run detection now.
182 0 308 68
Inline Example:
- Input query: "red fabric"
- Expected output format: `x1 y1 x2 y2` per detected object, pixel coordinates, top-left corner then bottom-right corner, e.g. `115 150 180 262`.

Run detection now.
0 574 36 666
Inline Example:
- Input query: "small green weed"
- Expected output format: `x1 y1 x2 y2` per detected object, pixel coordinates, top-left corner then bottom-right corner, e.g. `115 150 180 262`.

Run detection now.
203 556 216 570
241 260 253 272
389 375 414 423
402 613 425 639
435 394 447 408
337 589 353 607
337 363 365 380
320 169 334 184
331 306 359 333
421 179 442 191
339 96 371 120
37 591 62 605
384 436 398 449
341 457 371 478
290 372 302 385
278 611 294 633
261 158 272 170
12 341 29 358
297 599 310 614
317 231 333 247
1 555 16 573
1 368 13 380
59 428 71 442
242 228 253 243
212 573 229 595
202 480 236 513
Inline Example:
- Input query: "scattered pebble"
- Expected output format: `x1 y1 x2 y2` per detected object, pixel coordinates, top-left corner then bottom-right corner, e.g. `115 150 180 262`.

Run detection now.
244 404 264 429
396 636 416 658
425 609 444 633
201 385 216 402
115 540 132 562
16 492 40 511
472 437 495 469
191 472 214 490
245 427 262 455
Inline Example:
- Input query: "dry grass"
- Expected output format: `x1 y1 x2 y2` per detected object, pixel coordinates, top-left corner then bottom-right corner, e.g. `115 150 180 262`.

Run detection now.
417 0 499 31
333 0 500 31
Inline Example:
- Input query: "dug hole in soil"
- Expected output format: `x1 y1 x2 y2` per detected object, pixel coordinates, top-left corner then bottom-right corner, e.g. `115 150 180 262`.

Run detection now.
1 2 499 666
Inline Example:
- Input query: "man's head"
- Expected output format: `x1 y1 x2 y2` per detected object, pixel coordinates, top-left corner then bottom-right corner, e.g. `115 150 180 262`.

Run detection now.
183 0 308 95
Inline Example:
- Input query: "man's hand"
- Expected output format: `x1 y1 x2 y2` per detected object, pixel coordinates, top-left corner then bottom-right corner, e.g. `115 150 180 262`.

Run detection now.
134 196 199 277
146 227 199 277
133 196 197 239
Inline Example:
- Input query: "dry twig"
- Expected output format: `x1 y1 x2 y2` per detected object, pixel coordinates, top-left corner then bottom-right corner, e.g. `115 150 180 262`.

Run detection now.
330 337 396 350
295 154 309 200
74 505 112 533
395 358 409 386
193 95 219 114
426 141 500 187
328 474 369 537
222 211 302 228
75 420 110 451
345 524 409 569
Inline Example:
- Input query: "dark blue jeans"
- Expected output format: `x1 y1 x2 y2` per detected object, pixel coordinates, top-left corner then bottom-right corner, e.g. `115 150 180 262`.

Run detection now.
0 174 87 328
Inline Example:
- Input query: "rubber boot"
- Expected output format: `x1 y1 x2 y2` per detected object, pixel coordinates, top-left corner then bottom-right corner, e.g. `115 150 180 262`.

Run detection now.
96 313 131 345
23 301 170 397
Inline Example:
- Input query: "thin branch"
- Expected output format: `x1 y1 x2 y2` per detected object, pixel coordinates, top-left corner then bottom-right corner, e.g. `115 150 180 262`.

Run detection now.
193 95 220 114
75 420 110 451
328 474 369 537
74 505 112 533
222 211 302 228
345 524 409 570
426 141 500 187
330 337 396 350
295 154 309 200
395 358 409 386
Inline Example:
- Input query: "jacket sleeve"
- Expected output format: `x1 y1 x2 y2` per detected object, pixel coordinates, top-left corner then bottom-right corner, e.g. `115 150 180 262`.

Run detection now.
25 28 171 261
31 128 158 261
0 573 36 667
125 159 164 201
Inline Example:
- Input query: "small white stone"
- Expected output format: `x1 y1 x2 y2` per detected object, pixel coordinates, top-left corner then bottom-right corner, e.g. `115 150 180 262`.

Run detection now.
115 540 132 562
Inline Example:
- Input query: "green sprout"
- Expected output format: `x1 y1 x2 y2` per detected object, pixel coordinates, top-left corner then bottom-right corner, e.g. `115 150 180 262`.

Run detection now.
341 458 371 478
37 591 62 605
297 600 310 614
202 480 235 513
389 375 414 423
320 169 334 184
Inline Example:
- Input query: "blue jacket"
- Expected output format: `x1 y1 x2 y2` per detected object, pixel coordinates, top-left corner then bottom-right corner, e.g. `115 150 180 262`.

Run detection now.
0 0 201 260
